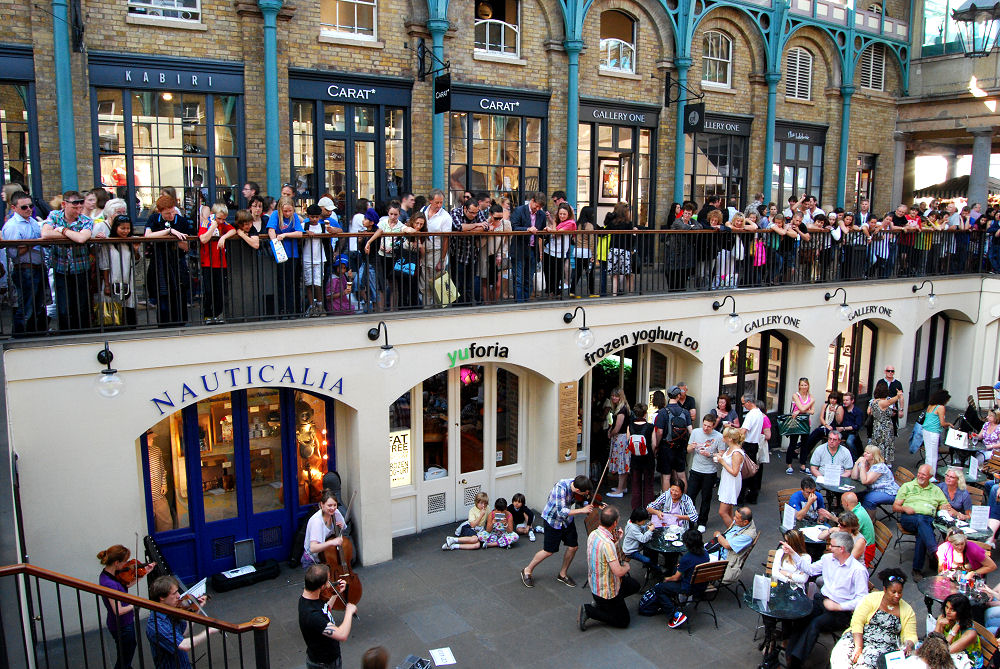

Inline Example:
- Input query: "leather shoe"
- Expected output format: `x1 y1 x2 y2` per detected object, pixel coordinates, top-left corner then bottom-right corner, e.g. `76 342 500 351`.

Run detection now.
520 568 534 588
556 573 578 587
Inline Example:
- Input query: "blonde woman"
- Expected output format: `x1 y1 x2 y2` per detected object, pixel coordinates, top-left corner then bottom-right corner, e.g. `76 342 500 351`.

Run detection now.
714 426 745 527
607 388 631 498
854 444 899 510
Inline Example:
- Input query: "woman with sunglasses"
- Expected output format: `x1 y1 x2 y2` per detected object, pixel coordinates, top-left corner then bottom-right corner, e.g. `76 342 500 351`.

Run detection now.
829 568 916 669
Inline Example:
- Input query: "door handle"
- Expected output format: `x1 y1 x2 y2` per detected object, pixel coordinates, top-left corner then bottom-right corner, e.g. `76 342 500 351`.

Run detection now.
459 479 467 485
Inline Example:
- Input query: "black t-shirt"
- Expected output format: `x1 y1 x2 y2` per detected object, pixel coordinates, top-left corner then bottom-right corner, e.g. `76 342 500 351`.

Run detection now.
299 596 340 664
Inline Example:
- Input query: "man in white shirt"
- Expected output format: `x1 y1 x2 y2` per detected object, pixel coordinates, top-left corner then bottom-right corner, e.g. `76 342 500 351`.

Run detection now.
738 393 765 504
809 431 854 479
801 195 825 225
422 188 453 304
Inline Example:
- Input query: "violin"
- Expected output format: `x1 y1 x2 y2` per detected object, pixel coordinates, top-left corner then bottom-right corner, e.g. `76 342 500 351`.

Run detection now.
178 592 210 614
116 559 156 586
321 491 362 614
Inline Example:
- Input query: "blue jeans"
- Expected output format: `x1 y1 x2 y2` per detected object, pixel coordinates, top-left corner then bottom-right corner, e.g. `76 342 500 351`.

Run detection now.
628 550 653 566
110 622 137 669
898 512 937 571
861 490 896 510
512 244 537 302
986 605 1000 635
9 265 46 335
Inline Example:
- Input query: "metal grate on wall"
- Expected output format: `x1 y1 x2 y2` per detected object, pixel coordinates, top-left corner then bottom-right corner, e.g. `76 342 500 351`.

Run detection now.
427 492 446 514
258 526 282 549
212 535 235 560
463 485 482 507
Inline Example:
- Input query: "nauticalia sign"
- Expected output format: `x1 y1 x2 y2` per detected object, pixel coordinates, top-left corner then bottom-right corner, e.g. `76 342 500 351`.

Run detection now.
584 327 699 366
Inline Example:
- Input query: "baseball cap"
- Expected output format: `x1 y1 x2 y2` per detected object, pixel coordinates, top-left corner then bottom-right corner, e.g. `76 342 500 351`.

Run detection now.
317 196 335 210
668 385 682 398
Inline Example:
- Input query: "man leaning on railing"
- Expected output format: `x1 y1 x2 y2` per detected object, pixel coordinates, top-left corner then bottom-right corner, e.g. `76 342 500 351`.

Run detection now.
41 190 93 332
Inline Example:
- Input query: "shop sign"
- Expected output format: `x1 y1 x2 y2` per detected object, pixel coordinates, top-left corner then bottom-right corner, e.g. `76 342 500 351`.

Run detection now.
847 305 893 322
327 84 377 100
450 86 549 117
434 73 451 114
579 101 659 129
150 364 344 415
702 114 752 137
89 64 244 94
447 341 510 368
288 70 414 107
776 122 827 144
390 429 411 487
682 102 706 134
585 327 699 366
743 314 802 334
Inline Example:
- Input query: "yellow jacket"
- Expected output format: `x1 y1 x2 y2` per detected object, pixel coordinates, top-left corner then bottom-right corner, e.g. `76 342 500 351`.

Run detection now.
849 590 918 644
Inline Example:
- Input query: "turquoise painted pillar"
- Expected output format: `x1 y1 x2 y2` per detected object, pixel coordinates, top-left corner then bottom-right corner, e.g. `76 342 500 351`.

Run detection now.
52 0 77 190
672 57 691 204
260 0 283 196
835 85 855 208
761 71 781 204
564 39 583 209
428 19 449 190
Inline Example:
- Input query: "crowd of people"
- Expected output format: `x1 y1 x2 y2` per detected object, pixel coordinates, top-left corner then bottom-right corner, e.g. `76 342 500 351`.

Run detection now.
0 181 995 335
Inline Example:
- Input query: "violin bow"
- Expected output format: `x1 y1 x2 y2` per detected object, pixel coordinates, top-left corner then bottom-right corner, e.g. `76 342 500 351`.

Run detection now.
133 532 140 585
592 457 611 503
325 580 360 622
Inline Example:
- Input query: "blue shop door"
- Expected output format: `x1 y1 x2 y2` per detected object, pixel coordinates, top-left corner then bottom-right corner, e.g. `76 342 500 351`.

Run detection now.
243 388 294 564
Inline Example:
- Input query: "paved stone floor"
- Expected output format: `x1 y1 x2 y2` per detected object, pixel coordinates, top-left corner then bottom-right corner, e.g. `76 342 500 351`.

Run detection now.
200 424 936 669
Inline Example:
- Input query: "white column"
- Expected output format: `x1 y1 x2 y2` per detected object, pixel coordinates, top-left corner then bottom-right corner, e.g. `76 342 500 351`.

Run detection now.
968 127 995 207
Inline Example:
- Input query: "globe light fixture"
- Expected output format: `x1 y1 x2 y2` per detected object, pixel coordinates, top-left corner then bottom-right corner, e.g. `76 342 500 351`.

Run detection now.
825 287 851 322
563 306 594 349
367 321 399 369
712 295 742 334
94 341 125 398
912 280 938 309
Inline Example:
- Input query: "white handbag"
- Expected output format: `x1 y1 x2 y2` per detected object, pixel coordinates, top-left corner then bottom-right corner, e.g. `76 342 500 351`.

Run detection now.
945 427 970 450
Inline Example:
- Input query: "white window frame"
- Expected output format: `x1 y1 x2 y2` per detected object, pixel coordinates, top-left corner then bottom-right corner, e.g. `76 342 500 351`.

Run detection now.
320 0 378 40
599 11 636 74
702 31 733 88
474 19 520 56
127 0 200 21
860 43 885 91
784 46 813 100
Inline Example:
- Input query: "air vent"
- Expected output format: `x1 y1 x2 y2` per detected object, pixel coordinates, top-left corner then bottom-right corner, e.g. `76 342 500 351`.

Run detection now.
212 535 234 560
428 492 446 514
463 485 482 507
259 526 282 549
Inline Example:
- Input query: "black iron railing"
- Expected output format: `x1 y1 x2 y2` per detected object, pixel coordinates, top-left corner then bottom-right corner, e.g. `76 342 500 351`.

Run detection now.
0 563 269 668
0 228 988 337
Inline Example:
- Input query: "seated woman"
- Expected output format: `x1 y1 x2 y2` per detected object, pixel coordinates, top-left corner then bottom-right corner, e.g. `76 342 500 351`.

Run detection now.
855 445 899 510
939 467 973 520
937 529 997 578
819 512 868 565
803 392 845 458
650 528 709 630
975 410 1000 466
829 568 917 669
902 632 958 669
773 529 812 588
934 593 984 669
302 489 347 567
146 575 218 667
646 480 698 530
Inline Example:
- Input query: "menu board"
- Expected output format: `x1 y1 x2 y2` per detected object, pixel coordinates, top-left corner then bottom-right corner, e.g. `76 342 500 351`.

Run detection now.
559 381 578 462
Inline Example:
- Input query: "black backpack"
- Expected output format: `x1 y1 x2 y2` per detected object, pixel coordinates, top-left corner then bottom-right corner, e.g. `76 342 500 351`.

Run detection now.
658 405 688 444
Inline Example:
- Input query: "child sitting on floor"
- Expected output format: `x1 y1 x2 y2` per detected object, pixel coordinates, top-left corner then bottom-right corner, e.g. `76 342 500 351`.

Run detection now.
444 498 518 550
509 492 539 542
453 491 489 538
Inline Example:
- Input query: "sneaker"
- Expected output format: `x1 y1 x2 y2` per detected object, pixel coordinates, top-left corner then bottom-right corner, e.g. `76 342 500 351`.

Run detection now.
556 573 578 588
606 492 623 498
528 530 536 542
534 525 544 533
442 542 450 550
697 525 706 533
446 536 457 547
786 466 795 475
481 541 489 550
668 611 688 629
578 605 588 631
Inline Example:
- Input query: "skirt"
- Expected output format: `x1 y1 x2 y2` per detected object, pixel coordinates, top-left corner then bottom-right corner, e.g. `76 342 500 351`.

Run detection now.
609 433 631 474
606 248 632 275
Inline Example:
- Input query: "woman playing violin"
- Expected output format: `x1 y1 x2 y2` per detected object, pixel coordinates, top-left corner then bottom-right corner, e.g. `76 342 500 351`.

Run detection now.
97 544 155 669
145 575 218 669
302 489 347 567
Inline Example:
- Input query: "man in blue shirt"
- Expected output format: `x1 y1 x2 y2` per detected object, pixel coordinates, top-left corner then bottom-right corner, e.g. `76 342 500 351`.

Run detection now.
788 477 826 523
1 191 46 335
836 392 865 458
509 192 546 302
521 475 594 588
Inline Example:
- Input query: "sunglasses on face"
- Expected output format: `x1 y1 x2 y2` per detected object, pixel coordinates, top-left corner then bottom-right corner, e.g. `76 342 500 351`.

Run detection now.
67 200 85 205
16 204 30 210
885 369 895 373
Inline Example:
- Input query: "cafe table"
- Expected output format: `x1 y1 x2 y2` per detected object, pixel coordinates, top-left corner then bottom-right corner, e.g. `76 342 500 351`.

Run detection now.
745 581 813 667
815 476 869 510
917 574 991 622
784 520 831 561
931 515 991 542
645 527 689 581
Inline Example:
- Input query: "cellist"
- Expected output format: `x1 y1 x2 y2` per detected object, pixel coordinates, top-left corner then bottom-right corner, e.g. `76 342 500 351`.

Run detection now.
302 490 347 567
519 474 594 589
299 564 356 669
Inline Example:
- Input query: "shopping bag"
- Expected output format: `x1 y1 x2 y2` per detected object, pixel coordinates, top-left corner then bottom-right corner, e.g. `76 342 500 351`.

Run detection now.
432 271 458 306
270 238 289 264
533 270 546 294
99 299 124 326
945 427 970 450
776 414 811 436
393 259 416 276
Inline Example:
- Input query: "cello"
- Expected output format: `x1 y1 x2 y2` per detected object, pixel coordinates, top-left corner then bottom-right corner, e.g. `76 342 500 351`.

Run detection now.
320 490 361 615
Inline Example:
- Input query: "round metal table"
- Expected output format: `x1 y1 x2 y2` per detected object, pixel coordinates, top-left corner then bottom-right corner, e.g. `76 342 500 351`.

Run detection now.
745 581 813 667
815 476 870 510
917 574 991 622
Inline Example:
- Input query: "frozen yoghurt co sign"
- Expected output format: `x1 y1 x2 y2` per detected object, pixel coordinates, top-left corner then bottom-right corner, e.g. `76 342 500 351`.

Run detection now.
151 364 344 415
585 327 699 366
743 314 802 334
848 305 893 322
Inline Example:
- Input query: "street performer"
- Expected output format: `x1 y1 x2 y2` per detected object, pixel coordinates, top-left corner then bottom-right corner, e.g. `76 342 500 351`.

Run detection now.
299 564 357 669
521 474 594 588
578 505 641 630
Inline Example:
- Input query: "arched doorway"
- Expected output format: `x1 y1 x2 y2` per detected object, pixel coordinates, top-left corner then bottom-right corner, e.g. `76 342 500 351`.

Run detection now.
910 313 950 413
389 363 526 535
827 321 879 404
719 331 789 413
139 387 339 581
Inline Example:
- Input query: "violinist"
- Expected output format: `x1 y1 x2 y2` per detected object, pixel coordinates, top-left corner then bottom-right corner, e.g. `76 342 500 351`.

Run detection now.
145 575 218 669
97 544 154 669
520 474 594 589
302 489 347 567
299 564 357 669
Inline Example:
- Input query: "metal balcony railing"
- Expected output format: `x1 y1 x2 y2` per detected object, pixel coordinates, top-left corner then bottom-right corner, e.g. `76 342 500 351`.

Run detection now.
0 228 987 338
0 563 269 668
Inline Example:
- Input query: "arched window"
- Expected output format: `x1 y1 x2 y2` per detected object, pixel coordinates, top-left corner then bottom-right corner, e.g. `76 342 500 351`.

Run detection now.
785 47 813 100
600 10 636 73
474 0 520 56
860 43 885 91
702 31 733 87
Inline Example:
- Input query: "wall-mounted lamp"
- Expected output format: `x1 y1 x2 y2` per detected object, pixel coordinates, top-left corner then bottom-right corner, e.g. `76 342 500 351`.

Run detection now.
94 341 124 398
824 287 851 321
563 306 594 349
367 321 399 369
912 280 938 308
711 295 742 334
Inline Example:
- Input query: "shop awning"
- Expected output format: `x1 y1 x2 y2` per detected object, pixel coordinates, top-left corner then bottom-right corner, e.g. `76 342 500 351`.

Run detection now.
912 174 1000 199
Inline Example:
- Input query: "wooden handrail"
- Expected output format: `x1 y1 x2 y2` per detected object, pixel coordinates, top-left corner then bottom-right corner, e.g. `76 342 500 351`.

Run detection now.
0 563 269 633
